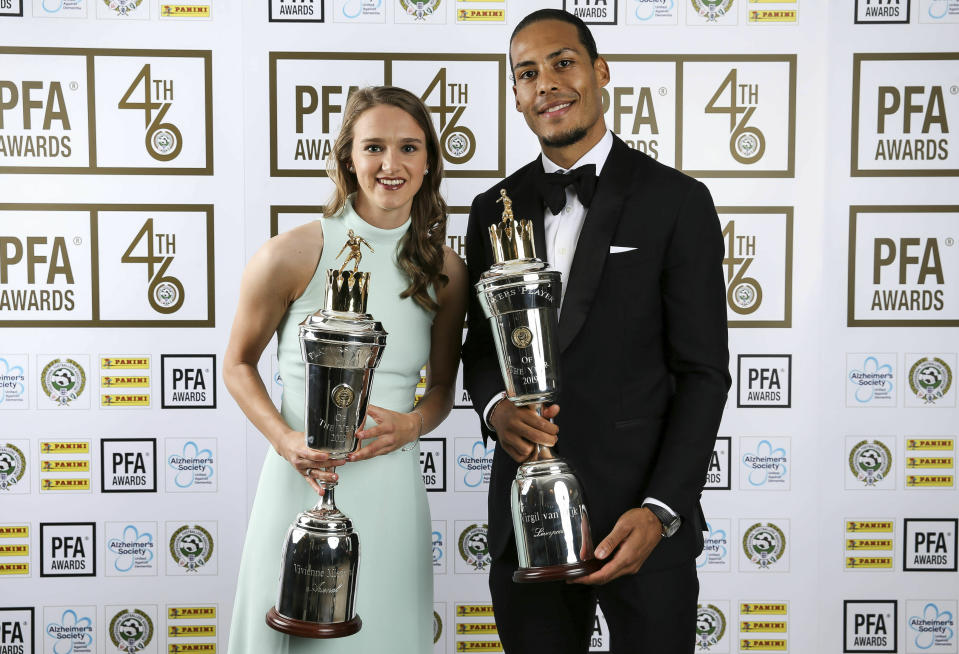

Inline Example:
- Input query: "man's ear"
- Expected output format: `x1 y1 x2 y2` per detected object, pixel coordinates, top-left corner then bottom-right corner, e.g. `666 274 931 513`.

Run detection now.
513 84 520 111
594 56 610 88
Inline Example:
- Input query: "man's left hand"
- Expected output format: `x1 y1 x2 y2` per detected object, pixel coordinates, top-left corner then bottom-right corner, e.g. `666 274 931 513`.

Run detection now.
570 507 662 585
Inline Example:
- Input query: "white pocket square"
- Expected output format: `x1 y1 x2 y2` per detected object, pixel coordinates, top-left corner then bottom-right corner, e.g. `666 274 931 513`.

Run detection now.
609 245 637 254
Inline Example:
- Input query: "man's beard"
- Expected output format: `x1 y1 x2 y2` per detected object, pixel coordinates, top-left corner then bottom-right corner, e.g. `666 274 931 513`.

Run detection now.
542 126 588 148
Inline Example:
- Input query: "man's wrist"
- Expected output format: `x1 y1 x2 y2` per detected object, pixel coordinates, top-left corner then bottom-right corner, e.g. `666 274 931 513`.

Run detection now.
642 502 682 538
483 392 508 430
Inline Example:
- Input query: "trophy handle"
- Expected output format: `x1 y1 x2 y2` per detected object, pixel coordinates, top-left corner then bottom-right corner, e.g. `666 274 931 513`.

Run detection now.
527 403 556 462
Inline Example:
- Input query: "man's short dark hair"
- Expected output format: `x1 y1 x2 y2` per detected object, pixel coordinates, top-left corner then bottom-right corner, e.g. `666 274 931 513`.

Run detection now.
509 9 599 69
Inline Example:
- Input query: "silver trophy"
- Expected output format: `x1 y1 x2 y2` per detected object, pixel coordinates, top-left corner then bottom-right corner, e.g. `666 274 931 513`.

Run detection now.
266 235 387 637
475 190 601 583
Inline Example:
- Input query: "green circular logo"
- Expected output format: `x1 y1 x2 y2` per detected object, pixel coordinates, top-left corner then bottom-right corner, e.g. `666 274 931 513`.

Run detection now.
742 522 785 569
109 609 153 653
169 524 213 573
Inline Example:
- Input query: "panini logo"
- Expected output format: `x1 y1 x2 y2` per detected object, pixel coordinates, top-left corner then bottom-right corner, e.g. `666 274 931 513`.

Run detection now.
852 53 959 176
0 47 212 173
168 645 216 653
741 603 788 615
40 460 88 472
101 376 150 387
907 456 954 467
0 526 28 537
456 605 494 617
270 52 506 178
846 539 894 550
455 642 502 652
0 544 28 555
456 623 497 634
740 639 787 650
907 438 954 450
740 621 787 632
168 607 216 619
907 474 954 486
168 625 216 637
41 478 89 490
0 562 29 574
456 9 504 21
846 556 894 568
847 521 895 532
41 442 88 453
0 205 215 327
748 10 797 21
101 394 150 406
101 357 150 368
160 4 210 16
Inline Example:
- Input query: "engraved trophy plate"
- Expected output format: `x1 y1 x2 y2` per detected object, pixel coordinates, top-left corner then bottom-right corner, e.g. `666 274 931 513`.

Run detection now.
266 236 387 637
475 190 601 583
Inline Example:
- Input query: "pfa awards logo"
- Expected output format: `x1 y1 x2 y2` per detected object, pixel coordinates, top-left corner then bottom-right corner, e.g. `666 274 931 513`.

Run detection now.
737 354 791 407
455 522 490 573
0 608 34 654
0 441 27 493
705 436 731 490
106 522 157 576
845 600 897 653
160 355 216 408
40 522 95 577
847 354 896 406
165 439 215 491
563 0 617 25
719 209 793 327
740 438 789 489
906 355 955 406
455 438 493 492
906 600 956 653
167 523 215 575
270 53 505 178
40 357 87 408
848 207 959 326
0 48 211 174
904 518 957 571
270 0 324 21
847 438 895 489
100 439 156 493
856 0 910 23
696 519 731 572
0 206 214 327
681 58 795 175
740 520 788 571
107 608 154 654
696 603 728 652
852 53 958 176
0 355 27 409
603 57 677 165
44 606 94 654
419 437 446 492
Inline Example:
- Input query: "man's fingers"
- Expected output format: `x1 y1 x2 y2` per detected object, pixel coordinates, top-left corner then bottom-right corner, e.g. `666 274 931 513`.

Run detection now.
541 404 560 420
570 553 626 586
594 521 630 560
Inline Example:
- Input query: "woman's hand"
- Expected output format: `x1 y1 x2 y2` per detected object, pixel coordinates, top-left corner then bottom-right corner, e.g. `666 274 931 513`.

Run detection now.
348 405 421 462
274 429 346 494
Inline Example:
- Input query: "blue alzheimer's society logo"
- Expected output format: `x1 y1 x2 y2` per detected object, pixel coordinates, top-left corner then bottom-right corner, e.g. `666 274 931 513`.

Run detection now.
167 440 214 489
848 355 895 406
909 602 955 651
633 0 674 21
0 357 27 408
741 438 789 488
108 525 155 573
456 438 494 491
697 521 730 570
46 609 93 654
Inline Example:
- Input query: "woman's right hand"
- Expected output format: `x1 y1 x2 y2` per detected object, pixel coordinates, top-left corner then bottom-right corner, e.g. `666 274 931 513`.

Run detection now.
275 429 347 494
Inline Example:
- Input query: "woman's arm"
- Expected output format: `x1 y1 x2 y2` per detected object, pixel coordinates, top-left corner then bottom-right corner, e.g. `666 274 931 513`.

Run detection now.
349 246 468 461
222 222 343 492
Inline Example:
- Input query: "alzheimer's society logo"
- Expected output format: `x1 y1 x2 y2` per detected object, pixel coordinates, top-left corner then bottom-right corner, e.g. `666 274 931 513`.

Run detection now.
741 438 789 489
107 524 155 574
45 608 93 654
696 520 731 571
848 354 896 406
167 440 214 490
908 601 956 652
0 356 27 408
455 438 493 491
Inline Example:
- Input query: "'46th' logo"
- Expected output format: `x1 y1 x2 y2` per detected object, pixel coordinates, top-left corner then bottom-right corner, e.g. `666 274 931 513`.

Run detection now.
119 64 183 162
421 68 474 165
121 218 184 314
706 68 765 165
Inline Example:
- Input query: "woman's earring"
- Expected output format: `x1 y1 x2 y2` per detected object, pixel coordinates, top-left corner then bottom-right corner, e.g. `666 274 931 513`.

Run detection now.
424 168 429 175
348 164 355 173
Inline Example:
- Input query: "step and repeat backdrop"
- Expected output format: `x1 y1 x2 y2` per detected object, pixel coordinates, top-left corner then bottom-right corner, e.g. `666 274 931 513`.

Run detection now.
1 1 957 653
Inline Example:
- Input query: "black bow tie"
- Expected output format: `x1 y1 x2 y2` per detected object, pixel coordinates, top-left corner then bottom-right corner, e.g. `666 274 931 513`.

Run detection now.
535 163 598 215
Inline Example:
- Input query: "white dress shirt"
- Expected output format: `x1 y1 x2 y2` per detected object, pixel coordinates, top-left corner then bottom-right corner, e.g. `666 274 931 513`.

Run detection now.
481 130 676 520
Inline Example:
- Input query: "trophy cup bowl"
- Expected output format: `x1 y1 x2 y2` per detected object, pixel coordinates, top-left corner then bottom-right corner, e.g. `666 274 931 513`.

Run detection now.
266 268 387 637
475 192 602 583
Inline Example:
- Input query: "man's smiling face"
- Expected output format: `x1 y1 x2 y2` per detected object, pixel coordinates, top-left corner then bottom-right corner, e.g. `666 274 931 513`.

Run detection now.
509 18 609 154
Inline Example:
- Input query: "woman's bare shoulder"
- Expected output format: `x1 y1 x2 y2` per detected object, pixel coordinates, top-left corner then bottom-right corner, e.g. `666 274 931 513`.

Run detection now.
245 221 324 300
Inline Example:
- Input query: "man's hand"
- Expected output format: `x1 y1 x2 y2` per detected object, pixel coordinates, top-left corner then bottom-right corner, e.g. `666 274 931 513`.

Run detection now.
571 507 662 585
489 401 559 463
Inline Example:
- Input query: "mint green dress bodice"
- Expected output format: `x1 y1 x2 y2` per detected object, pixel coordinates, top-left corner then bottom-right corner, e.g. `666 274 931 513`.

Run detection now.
229 199 435 654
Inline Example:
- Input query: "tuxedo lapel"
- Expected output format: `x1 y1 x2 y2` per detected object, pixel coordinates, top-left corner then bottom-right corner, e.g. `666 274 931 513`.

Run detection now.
558 138 634 352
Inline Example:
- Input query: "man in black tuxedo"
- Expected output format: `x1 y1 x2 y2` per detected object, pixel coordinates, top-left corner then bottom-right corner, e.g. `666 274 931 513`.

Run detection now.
461 9 731 653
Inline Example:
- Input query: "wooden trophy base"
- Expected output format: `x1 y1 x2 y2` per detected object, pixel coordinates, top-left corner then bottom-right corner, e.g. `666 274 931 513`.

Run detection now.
512 557 604 583
265 607 362 638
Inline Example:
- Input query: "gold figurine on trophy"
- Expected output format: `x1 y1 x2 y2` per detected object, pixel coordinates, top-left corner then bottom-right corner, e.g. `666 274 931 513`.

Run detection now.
337 230 374 273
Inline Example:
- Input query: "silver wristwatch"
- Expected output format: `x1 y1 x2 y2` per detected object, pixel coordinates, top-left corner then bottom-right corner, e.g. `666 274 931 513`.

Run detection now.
642 503 682 538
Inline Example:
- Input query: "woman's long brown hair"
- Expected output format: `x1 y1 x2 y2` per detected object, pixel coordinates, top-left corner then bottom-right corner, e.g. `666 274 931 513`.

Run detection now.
324 86 449 313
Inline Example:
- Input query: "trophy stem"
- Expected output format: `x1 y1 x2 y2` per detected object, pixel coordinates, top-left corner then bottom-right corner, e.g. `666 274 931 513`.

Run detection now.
530 403 555 462
316 469 338 511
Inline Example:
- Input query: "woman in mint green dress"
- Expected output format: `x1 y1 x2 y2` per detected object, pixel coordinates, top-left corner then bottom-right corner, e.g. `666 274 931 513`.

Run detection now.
223 87 467 654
